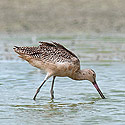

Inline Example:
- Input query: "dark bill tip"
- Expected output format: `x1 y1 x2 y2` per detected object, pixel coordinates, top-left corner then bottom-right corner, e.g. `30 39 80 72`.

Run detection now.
92 81 106 99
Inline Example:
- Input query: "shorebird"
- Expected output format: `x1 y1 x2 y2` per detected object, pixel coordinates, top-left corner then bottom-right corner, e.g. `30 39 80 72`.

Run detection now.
13 41 105 100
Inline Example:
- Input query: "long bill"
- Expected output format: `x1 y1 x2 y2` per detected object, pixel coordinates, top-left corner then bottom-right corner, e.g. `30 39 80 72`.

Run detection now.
92 81 105 99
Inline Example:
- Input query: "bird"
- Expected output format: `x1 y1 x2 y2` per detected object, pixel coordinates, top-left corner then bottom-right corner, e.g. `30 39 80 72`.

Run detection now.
13 41 105 100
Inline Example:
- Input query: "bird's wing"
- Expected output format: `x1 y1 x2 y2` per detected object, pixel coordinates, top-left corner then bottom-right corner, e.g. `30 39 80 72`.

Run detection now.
13 42 80 70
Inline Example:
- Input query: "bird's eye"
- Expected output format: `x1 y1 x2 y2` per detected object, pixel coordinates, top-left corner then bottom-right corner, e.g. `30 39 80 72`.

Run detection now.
83 73 85 75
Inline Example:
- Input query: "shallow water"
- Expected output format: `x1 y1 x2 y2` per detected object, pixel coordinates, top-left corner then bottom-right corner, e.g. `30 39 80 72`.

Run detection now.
0 60 125 125
0 35 125 124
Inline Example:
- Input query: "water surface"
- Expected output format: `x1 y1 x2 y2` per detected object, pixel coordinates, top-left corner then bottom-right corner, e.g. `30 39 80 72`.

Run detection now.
0 35 125 125
0 61 125 125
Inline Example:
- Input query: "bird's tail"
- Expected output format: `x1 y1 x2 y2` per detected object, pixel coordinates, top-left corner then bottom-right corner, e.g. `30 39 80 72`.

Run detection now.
13 46 38 55
13 46 22 54
13 46 39 61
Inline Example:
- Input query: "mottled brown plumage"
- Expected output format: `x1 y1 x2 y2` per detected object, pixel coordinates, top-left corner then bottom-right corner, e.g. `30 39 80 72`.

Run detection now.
13 41 105 100
14 42 80 79
14 41 79 62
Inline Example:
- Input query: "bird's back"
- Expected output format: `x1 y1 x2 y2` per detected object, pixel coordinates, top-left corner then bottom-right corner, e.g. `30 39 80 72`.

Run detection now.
13 42 80 78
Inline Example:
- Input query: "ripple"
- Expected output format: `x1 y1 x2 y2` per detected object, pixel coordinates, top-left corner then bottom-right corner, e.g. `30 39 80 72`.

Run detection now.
0 58 125 124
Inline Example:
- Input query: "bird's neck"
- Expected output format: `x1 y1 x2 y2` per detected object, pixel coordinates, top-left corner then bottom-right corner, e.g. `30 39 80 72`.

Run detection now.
71 69 87 80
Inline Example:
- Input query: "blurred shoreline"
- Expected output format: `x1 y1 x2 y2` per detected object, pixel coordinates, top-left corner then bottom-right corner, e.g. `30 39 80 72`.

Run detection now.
0 0 125 61
0 0 125 34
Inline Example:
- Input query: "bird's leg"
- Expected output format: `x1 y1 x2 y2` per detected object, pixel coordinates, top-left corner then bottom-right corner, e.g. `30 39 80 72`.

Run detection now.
50 76 56 99
33 80 46 100
33 74 50 100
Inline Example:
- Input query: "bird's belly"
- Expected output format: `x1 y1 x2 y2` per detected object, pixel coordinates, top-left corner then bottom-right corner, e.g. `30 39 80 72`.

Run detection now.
54 69 72 77
27 59 75 77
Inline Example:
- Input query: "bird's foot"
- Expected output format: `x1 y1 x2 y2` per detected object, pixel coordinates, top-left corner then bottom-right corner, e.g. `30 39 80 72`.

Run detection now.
50 90 54 99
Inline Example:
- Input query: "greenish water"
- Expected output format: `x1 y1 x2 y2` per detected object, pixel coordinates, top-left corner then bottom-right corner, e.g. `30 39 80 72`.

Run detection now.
0 35 125 125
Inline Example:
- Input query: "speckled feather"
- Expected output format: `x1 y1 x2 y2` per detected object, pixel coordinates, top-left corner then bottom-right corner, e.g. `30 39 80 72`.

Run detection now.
13 42 81 78
14 42 80 64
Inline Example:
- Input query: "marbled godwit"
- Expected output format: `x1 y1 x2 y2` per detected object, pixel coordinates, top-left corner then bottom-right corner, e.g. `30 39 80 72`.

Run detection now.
13 42 105 100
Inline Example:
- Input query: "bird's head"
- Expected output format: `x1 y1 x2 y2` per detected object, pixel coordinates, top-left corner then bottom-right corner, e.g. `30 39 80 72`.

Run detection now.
81 69 96 83
80 69 105 99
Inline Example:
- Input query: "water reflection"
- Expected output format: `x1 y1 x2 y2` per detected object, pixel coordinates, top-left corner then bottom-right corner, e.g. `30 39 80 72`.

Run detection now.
10 98 99 122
